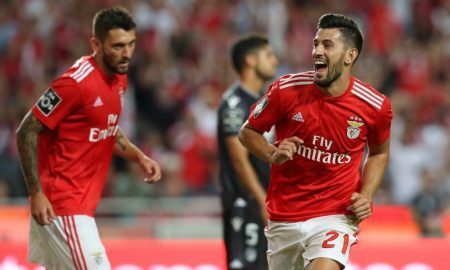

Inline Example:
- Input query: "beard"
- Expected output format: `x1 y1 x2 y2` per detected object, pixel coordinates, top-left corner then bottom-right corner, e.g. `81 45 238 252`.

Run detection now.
314 55 345 87
102 51 130 75
315 69 342 87
255 66 275 81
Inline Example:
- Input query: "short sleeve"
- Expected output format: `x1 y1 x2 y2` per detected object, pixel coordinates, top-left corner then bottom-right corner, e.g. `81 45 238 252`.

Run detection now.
32 76 82 130
219 97 248 137
368 97 393 145
247 81 283 133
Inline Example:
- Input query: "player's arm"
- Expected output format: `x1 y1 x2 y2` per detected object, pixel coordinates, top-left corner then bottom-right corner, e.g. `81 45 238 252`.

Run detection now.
348 139 390 222
238 121 303 164
16 111 55 225
225 135 268 221
16 112 44 195
114 127 161 183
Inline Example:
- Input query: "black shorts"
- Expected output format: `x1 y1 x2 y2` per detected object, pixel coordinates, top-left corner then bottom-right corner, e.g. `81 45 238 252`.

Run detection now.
222 197 268 270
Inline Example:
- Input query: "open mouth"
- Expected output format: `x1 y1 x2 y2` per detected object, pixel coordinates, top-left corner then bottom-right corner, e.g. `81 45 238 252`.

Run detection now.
314 60 327 73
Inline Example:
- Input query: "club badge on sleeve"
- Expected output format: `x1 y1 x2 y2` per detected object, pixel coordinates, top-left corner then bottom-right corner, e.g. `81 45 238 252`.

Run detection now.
37 88 62 116
253 96 268 118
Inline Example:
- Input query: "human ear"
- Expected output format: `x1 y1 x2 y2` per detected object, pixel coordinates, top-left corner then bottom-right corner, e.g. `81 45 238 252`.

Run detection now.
245 53 257 68
345 48 358 65
90 37 101 54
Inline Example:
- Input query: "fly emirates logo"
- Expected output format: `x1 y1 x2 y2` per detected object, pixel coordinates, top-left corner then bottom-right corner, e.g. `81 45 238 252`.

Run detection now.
297 135 351 164
89 114 119 142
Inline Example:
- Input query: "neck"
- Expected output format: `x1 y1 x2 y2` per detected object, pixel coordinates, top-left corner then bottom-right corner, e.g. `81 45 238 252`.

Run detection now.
93 53 114 77
317 70 351 97
240 71 265 95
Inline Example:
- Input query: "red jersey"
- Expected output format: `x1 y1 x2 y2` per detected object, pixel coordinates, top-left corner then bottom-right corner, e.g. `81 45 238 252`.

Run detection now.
32 55 127 216
248 71 393 222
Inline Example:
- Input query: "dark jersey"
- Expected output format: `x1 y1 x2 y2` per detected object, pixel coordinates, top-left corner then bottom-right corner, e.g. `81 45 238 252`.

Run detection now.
217 82 270 208
218 82 270 270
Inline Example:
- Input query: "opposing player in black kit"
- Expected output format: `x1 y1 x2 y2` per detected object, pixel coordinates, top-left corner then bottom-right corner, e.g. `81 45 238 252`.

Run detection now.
217 34 278 270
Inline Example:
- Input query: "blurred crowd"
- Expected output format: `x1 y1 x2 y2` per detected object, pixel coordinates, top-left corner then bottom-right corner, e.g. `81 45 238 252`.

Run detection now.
0 0 449 236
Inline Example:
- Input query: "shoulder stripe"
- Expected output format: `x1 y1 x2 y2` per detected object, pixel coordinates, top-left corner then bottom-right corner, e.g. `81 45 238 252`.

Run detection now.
353 85 383 106
301 70 315 75
353 81 384 102
278 71 314 89
70 61 90 79
279 72 314 87
71 57 88 69
279 72 313 82
280 75 314 84
73 66 94 82
70 61 93 83
279 81 314 89
351 89 382 110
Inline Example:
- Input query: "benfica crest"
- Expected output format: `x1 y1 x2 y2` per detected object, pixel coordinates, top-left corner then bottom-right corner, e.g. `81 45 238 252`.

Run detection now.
346 116 364 139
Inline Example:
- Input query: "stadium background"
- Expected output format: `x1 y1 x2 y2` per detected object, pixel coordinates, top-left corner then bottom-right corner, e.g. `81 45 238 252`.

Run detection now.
0 0 449 269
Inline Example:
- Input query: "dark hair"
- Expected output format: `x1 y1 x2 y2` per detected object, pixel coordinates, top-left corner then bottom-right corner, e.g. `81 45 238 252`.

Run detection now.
318 13 363 62
92 6 136 41
231 34 269 73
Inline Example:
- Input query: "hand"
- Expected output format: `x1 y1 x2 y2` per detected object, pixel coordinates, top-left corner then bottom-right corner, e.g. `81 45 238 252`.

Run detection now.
347 192 372 222
30 191 55 226
139 155 162 183
268 136 303 164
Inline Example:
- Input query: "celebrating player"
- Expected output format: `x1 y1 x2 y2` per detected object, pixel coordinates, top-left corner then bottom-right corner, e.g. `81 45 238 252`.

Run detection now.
16 6 161 269
217 34 278 270
239 14 393 270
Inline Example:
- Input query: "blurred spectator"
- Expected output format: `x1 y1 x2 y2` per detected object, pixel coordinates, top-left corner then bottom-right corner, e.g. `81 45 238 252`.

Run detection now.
442 150 450 208
365 0 402 56
412 168 445 237
389 118 432 204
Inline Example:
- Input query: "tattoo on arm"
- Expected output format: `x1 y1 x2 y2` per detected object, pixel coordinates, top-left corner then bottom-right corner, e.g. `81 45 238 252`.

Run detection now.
114 128 143 163
115 134 127 151
16 112 45 195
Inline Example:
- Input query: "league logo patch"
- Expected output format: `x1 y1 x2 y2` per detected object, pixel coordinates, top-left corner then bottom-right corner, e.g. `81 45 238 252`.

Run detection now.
346 116 364 139
253 96 268 118
37 88 61 116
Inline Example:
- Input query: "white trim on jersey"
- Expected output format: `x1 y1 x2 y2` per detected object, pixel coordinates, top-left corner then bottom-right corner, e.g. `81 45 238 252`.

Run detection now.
280 80 314 89
71 57 86 69
279 73 314 83
70 61 94 83
354 81 384 102
351 81 384 110
74 66 94 82
279 72 314 89
70 61 90 79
